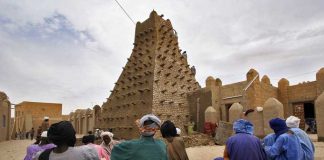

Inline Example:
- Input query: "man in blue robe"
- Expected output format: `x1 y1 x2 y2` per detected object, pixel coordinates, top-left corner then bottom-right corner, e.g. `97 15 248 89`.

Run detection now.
286 116 315 160
264 118 303 160
223 119 267 160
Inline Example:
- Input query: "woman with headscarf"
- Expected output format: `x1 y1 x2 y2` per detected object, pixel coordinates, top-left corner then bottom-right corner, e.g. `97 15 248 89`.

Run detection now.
82 135 110 160
100 131 119 157
264 118 303 160
110 114 168 160
286 116 315 160
221 119 266 160
24 131 56 160
160 120 189 160
32 121 99 160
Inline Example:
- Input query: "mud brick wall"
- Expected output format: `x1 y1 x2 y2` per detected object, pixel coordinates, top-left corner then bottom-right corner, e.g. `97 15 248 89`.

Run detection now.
288 82 317 102
221 81 246 99
0 91 11 142
188 89 212 132
152 13 200 135
98 11 200 139
69 109 94 135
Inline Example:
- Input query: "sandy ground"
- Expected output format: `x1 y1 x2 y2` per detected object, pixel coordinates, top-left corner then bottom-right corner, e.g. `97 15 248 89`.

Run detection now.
1 137 324 160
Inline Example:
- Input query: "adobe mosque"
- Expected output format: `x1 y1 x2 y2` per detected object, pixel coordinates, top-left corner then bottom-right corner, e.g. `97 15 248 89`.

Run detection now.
68 11 324 141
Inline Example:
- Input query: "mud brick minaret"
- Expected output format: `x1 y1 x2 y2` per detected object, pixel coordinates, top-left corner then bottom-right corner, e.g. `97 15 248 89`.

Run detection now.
100 11 200 139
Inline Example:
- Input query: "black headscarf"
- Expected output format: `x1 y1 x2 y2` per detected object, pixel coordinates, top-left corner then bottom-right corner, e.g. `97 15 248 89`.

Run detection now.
269 118 289 139
82 135 95 144
48 121 76 147
160 120 177 138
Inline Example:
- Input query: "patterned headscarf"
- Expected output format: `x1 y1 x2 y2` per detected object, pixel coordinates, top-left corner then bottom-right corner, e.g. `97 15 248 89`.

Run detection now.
233 119 254 135
139 114 161 136
100 131 114 139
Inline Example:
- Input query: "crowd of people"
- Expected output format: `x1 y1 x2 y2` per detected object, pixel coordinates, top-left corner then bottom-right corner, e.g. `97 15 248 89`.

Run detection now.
23 113 315 160
23 114 188 160
17 117 50 141
215 116 315 160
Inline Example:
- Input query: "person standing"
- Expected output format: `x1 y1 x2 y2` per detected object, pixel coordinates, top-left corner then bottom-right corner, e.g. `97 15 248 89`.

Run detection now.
110 114 168 160
264 118 303 160
30 128 35 140
37 126 42 137
24 131 56 160
41 117 50 132
83 135 110 160
286 116 315 160
32 121 99 160
222 119 266 160
160 120 189 160
100 131 119 157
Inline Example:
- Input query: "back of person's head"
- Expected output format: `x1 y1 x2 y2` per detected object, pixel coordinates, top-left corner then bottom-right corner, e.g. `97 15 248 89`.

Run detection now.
269 118 288 138
48 121 76 147
82 135 95 144
160 120 177 138
286 116 300 128
233 119 254 135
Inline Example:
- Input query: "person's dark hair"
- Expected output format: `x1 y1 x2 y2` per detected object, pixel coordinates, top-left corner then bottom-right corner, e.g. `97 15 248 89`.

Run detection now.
48 121 76 147
88 131 93 134
34 135 41 144
82 135 95 144
160 120 177 138
40 137 50 145
143 120 154 126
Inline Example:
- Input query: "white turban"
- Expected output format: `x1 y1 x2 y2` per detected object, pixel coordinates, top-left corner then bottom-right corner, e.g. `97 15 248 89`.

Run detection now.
41 131 48 138
286 116 300 128
139 114 161 127
44 116 49 120
100 131 114 138
176 128 181 135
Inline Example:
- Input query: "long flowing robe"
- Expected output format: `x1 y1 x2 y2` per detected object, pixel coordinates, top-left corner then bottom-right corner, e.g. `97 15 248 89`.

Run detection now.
226 133 267 160
101 140 120 157
88 143 110 160
262 133 276 160
166 137 189 160
110 136 168 160
264 133 303 160
24 143 56 160
290 128 315 160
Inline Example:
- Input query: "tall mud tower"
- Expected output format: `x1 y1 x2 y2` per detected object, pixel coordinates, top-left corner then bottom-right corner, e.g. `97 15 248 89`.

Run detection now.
101 11 200 139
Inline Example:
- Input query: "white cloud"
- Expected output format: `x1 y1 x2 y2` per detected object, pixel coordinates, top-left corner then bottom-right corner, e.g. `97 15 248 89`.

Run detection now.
0 0 324 114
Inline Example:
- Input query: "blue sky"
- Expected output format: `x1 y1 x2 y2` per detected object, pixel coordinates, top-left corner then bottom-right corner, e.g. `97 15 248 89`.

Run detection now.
0 0 324 114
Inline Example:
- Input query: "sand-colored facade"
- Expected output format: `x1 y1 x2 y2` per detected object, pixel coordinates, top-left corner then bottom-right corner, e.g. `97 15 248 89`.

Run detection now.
69 11 324 141
189 68 324 138
0 91 11 142
12 101 63 136
69 108 95 135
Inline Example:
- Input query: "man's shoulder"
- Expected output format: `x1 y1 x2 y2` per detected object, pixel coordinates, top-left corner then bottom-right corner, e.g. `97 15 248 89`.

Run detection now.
154 138 166 146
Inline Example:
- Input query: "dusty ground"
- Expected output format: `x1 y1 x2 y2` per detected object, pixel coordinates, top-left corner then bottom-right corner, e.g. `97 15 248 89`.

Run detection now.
1 136 324 160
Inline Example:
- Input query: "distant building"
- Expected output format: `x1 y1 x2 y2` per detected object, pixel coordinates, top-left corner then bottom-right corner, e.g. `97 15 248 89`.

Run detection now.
189 68 324 136
70 11 324 141
12 101 64 136
0 91 11 142
69 108 95 135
